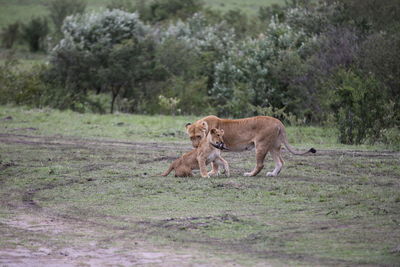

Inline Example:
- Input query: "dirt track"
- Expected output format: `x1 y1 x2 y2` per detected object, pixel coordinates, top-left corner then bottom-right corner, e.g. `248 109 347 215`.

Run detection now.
0 133 210 266
1 132 399 266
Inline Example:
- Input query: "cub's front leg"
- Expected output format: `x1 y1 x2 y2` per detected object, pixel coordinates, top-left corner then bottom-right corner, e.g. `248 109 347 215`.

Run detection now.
208 162 219 177
197 156 210 178
214 156 230 177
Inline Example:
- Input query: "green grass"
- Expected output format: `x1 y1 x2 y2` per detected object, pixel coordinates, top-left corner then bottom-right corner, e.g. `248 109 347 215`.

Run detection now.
0 106 399 265
0 105 196 141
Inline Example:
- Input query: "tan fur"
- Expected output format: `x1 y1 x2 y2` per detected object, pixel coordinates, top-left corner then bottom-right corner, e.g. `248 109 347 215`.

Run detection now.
186 115 315 177
162 127 229 178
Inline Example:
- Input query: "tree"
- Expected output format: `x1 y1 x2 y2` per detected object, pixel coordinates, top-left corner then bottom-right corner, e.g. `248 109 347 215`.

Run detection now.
47 0 87 36
50 10 152 113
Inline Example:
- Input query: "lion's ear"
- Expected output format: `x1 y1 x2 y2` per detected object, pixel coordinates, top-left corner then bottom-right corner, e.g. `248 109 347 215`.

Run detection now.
210 128 217 134
220 129 224 135
201 121 208 132
185 123 191 134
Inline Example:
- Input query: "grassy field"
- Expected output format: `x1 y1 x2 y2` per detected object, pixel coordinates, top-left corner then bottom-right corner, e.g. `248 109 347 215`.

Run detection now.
1 106 399 266
0 0 283 28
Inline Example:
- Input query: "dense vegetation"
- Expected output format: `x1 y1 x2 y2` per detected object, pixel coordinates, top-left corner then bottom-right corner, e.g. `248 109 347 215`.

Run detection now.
0 0 399 147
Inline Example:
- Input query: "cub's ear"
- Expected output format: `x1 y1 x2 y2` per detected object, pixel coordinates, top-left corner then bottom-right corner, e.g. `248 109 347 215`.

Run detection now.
220 129 224 135
185 123 191 135
210 128 217 134
201 121 208 132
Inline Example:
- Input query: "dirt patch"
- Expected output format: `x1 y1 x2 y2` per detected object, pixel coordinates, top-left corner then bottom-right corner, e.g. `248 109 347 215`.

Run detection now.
0 214 200 267
1 132 399 266
0 244 194 267
0 133 190 151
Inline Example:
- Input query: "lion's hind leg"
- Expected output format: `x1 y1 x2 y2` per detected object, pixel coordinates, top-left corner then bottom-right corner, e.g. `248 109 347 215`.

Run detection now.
175 166 193 177
267 148 284 177
162 162 174 176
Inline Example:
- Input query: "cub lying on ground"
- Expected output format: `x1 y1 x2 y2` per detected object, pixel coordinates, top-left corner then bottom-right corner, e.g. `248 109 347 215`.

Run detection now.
162 126 229 178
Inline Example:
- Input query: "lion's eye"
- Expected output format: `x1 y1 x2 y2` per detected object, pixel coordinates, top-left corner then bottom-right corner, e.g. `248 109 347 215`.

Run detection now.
196 135 201 139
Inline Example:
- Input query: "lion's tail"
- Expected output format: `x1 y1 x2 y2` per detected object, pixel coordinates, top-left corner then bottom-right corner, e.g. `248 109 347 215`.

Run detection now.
279 125 316 155
161 163 174 177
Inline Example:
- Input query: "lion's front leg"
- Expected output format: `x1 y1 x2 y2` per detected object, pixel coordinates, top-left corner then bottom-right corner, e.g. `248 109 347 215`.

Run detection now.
197 156 210 178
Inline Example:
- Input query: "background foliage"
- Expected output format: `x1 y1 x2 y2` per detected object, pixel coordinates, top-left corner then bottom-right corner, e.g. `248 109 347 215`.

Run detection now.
0 0 399 146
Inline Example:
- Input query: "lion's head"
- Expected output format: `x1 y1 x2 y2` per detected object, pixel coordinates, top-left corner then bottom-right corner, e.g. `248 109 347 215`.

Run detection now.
208 128 227 150
186 121 208 148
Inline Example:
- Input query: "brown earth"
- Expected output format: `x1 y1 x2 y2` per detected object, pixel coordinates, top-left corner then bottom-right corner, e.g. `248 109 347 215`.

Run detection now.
1 133 399 266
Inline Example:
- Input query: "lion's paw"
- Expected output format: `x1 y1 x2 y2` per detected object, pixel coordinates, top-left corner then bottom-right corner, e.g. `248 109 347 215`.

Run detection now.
208 171 218 177
266 172 276 177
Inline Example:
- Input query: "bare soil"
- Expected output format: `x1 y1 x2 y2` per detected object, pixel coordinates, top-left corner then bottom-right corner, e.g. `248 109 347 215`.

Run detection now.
1 132 399 266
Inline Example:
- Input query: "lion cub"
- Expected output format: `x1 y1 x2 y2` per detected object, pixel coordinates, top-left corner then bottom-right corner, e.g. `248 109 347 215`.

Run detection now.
162 128 229 178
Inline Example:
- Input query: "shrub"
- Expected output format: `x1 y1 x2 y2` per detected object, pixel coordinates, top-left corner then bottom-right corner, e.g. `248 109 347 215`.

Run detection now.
357 32 400 124
137 0 204 23
0 58 44 106
1 22 20 49
21 17 49 52
106 0 135 12
59 10 149 52
210 17 312 118
50 10 153 113
330 69 395 145
158 95 180 115
166 76 211 115
48 0 87 36
0 56 99 112
258 4 286 23
161 13 235 54
337 0 400 33
222 9 251 38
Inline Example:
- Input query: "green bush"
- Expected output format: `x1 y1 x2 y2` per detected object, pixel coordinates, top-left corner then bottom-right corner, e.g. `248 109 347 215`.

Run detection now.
48 0 87 37
49 10 153 113
357 32 400 124
210 17 312 118
330 69 395 145
0 57 100 112
106 0 135 12
137 0 204 23
1 22 20 49
21 17 49 52
0 58 45 106
380 127 400 150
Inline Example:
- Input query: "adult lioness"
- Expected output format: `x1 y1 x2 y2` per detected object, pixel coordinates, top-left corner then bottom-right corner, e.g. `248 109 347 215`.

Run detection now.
186 115 316 177
162 127 230 178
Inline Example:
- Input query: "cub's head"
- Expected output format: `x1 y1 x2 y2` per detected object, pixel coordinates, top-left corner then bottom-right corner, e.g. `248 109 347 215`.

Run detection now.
186 121 208 148
208 128 227 150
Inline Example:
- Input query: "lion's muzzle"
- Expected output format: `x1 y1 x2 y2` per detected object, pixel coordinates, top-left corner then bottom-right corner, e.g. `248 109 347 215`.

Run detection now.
211 142 229 151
